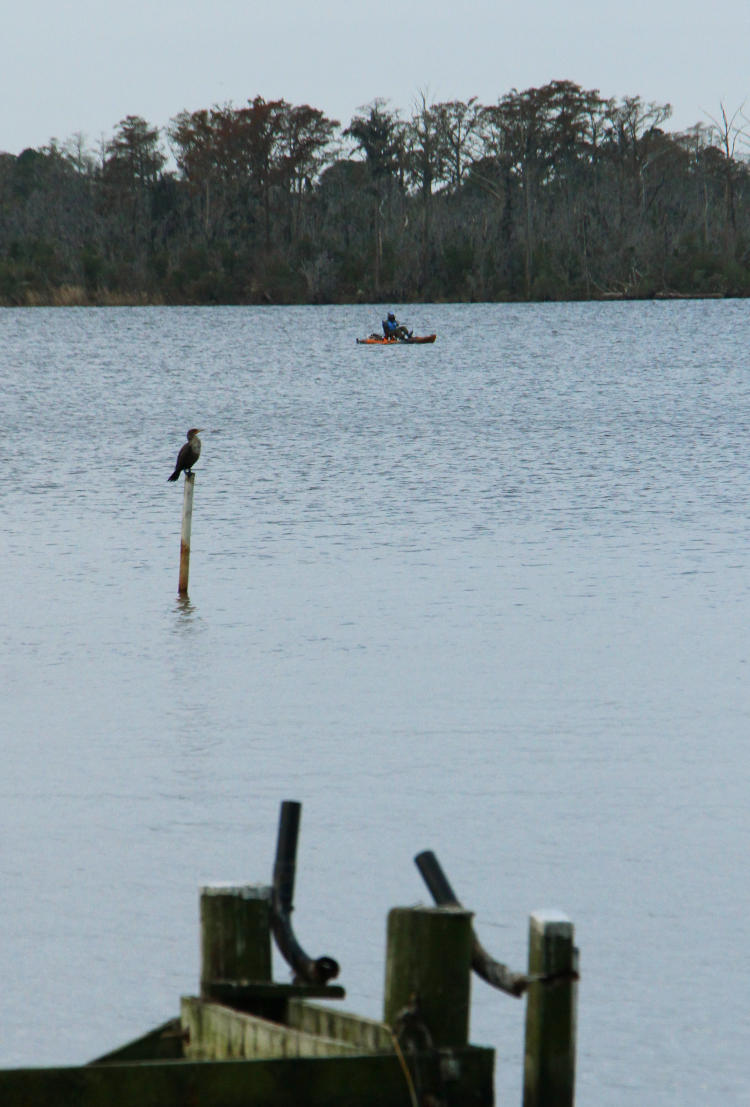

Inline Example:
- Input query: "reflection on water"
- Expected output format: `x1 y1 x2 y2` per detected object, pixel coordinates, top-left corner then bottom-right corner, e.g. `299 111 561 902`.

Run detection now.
174 595 197 617
1 301 749 1106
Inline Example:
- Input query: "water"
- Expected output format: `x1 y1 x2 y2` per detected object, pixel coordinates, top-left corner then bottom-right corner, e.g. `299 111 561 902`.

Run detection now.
1 301 749 1104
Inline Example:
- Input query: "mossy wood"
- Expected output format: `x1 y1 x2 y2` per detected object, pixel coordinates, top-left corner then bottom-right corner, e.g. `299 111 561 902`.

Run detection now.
522 911 578 1107
200 884 273 995
383 905 474 1048
0 1048 494 1107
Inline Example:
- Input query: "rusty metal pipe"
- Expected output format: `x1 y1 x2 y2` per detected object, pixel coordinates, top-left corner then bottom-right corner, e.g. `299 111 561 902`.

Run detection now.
270 801 339 985
414 850 527 998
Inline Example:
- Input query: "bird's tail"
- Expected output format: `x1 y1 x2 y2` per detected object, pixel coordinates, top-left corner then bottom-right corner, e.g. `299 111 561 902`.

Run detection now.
167 470 180 482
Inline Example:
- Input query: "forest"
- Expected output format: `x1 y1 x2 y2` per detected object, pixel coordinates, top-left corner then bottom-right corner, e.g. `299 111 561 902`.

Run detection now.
2 80 750 305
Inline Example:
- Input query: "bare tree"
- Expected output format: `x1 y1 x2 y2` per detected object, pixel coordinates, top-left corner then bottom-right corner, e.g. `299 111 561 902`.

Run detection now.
704 102 749 254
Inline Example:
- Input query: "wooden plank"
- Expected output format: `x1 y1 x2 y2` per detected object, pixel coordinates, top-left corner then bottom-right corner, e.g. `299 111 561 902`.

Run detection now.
206 981 345 1003
0 1048 494 1107
181 997 360 1060
286 1001 393 1052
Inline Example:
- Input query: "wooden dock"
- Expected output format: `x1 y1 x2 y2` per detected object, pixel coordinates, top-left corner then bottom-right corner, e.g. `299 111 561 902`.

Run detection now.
0 801 578 1106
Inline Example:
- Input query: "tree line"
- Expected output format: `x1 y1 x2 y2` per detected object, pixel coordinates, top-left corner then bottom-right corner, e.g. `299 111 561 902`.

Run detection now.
1 81 749 305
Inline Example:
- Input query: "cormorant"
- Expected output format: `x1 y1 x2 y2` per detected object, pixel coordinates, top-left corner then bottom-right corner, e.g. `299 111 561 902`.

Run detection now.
168 428 203 482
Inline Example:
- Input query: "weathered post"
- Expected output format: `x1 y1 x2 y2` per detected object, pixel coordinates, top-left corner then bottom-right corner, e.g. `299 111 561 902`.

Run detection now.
178 472 195 595
200 884 273 1000
383 905 474 1048
522 911 578 1107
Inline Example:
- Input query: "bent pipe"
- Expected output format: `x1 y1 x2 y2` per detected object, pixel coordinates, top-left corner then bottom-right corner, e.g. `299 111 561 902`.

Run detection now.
414 849 528 998
270 800 340 986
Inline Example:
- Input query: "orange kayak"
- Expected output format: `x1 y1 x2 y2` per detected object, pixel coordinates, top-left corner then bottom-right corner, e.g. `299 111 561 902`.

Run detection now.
356 334 436 345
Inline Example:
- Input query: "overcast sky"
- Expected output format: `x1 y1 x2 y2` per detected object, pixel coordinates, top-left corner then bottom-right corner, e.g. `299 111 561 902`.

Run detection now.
4 0 750 156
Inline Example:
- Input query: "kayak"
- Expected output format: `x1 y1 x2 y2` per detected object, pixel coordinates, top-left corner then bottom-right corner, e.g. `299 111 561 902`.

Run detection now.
356 333 436 345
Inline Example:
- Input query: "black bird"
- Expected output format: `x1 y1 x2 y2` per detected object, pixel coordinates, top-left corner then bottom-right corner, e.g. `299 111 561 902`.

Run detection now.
168 428 203 482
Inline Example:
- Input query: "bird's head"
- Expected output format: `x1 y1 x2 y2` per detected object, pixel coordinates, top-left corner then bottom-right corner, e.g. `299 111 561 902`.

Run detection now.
186 427 204 439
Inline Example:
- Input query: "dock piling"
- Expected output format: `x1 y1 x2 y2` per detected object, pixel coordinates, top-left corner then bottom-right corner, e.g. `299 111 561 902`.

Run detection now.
383 905 474 1050
200 884 273 1000
522 911 578 1107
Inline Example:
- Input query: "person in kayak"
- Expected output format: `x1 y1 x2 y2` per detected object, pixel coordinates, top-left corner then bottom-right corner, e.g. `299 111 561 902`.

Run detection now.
382 312 411 340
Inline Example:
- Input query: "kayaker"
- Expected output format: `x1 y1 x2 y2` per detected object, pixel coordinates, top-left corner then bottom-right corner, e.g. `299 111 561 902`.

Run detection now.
382 312 410 340
382 311 399 339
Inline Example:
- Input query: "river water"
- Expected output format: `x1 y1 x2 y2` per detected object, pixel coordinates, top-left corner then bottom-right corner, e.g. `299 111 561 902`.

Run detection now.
1 300 748 1105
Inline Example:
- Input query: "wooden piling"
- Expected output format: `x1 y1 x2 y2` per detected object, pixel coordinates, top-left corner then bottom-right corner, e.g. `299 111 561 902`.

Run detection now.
522 911 578 1107
200 885 273 1000
178 472 195 595
383 906 473 1049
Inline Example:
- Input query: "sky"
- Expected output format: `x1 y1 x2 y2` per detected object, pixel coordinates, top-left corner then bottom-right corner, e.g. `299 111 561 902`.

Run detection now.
3 0 750 157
